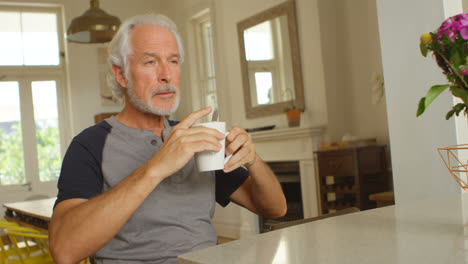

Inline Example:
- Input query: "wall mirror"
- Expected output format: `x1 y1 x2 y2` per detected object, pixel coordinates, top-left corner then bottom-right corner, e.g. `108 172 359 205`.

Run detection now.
237 0 304 119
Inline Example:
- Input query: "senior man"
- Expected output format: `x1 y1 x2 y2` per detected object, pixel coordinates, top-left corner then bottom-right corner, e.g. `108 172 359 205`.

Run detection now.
49 13 286 264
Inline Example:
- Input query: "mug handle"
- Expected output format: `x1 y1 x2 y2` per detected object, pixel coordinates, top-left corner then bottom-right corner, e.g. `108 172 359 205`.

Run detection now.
224 131 233 165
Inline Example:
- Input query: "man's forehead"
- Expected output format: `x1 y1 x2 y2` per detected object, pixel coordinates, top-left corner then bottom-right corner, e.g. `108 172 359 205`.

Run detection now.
141 52 180 58
129 25 179 56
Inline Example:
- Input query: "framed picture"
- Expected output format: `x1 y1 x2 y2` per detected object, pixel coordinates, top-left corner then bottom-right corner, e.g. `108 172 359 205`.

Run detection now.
98 47 119 106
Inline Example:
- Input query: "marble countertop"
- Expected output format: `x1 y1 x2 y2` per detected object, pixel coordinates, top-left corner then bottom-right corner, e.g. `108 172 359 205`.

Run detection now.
178 196 468 264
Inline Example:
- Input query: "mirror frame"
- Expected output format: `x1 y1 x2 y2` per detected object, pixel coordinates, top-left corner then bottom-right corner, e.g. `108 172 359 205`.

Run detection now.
237 0 304 119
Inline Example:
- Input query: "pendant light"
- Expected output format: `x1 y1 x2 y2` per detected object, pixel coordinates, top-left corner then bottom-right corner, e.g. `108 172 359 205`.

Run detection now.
67 0 121 43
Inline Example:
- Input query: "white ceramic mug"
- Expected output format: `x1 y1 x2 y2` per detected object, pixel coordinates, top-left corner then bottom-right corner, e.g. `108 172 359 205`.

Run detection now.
193 121 232 172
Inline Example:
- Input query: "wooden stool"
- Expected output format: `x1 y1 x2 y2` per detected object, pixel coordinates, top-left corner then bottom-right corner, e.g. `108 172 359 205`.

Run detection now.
369 191 395 207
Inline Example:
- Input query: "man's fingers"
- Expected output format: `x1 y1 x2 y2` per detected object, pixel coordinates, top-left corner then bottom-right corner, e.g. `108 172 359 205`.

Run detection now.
190 140 223 154
178 107 212 128
225 132 250 155
193 126 225 140
171 126 225 141
181 131 224 148
224 152 249 173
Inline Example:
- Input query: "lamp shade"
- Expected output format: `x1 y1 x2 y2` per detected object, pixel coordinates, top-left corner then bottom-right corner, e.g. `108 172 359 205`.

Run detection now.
67 0 121 43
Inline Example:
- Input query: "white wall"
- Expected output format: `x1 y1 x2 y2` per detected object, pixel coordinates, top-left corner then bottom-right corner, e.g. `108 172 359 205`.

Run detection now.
376 0 463 223
317 0 389 147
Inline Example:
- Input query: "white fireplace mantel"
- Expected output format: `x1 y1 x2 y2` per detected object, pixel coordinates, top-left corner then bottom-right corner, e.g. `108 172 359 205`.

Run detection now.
213 126 324 238
251 126 323 219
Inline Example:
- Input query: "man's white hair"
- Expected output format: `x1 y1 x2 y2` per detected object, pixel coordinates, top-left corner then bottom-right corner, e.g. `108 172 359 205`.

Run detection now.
107 13 184 101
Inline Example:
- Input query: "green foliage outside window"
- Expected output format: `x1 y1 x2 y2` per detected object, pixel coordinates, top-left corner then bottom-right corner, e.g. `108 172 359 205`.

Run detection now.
0 122 61 185
36 123 61 181
0 124 25 185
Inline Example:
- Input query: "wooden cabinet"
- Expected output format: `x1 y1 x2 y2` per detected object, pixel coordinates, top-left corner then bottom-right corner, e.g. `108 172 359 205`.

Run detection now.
315 145 389 214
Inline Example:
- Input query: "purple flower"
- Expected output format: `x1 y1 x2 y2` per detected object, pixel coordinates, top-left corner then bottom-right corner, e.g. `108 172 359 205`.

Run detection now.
460 69 468 76
437 13 468 41
460 19 468 39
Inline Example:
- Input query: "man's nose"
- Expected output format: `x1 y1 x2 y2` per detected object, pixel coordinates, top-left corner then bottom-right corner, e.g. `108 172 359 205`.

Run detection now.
158 62 170 83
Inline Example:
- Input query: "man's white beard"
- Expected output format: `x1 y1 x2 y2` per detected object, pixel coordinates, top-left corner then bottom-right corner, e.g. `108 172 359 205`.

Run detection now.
126 82 180 116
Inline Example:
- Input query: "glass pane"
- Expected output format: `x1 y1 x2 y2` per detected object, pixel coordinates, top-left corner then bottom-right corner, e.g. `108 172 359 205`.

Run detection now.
32 81 61 182
0 82 25 185
206 78 216 93
0 11 23 65
206 92 218 114
22 12 59 65
254 72 273 105
0 10 59 66
244 21 274 61
202 22 216 77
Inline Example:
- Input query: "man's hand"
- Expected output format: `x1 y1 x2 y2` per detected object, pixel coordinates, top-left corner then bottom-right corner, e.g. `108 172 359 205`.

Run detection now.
145 107 225 180
224 126 287 219
224 126 257 173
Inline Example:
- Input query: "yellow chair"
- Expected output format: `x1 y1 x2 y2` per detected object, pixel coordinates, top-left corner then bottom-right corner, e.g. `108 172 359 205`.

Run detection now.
0 220 18 227
4 226 54 264
0 219 20 262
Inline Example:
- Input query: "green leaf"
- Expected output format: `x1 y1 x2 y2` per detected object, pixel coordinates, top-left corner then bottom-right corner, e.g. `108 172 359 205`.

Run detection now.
446 103 467 120
450 86 468 105
451 49 463 67
424 84 450 107
454 103 466 112
420 43 428 57
446 109 456 120
417 97 426 116
417 84 450 117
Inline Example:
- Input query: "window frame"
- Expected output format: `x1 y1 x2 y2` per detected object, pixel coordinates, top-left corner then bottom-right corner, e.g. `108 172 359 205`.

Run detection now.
190 9 218 121
0 4 71 194
244 19 287 106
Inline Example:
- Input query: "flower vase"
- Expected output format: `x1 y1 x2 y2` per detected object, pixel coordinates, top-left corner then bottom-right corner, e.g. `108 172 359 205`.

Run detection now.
286 109 301 127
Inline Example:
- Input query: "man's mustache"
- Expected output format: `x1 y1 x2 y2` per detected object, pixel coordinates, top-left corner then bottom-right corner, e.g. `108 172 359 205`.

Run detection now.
152 84 177 96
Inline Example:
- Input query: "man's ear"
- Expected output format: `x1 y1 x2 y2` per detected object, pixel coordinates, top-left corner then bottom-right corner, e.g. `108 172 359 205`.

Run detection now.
112 65 128 88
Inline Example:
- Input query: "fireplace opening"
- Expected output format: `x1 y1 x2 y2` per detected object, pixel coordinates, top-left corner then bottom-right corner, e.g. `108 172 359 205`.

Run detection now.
259 161 304 233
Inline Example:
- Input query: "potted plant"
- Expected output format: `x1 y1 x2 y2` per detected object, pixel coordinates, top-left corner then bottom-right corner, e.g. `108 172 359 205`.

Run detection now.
418 14 468 190
284 106 303 127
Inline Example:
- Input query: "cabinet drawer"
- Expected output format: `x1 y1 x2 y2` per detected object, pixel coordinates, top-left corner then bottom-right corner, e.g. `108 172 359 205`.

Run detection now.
318 154 355 176
316 145 389 214
358 148 385 174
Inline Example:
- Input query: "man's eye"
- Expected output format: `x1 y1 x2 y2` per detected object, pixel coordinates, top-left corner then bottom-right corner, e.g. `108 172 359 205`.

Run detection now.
170 60 179 65
145 60 155 65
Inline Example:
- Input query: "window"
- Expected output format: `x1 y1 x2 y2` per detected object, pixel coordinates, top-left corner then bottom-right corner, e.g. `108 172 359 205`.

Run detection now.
0 5 69 192
244 21 274 61
243 16 293 106
0 82 24 185
0 10 60 66
192 10 218 120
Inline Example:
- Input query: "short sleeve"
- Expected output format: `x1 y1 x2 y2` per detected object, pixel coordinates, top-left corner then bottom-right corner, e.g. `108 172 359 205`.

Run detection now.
215 167 249 207
54 123 110 208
